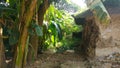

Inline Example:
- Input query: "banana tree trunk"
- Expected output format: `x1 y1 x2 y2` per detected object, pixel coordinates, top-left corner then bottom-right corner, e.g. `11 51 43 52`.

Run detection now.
27 35 38 64
27 0 50 63
15 0 37 68
38 0 49 26
15 26 28 68
37 0 49 53
0 25 6 68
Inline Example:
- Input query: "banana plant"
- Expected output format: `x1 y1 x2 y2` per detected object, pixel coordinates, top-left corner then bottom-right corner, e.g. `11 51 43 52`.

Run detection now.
1 0 40 68
48 21 62 46
43 4 81 52
42 5 62 50
39 22 62 51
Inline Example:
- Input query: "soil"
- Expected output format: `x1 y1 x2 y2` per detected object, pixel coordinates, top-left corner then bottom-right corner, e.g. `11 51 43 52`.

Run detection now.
26 52 87 68
26 48 120 68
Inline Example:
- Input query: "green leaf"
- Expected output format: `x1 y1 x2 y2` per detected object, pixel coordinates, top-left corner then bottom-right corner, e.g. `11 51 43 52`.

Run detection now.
9 0 16 7
0 4 17 18
9 28 20 45
56 23 62 40
28 28 35 36
50 21 62 40
35 24 43 36
0 4 16 11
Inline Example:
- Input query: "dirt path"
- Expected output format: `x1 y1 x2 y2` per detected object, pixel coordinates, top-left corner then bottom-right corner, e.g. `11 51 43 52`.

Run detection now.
26 47 120 68
26 52 88 68
96 47 120 56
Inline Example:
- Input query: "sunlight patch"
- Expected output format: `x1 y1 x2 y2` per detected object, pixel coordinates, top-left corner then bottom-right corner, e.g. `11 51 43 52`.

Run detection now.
71 0 87 8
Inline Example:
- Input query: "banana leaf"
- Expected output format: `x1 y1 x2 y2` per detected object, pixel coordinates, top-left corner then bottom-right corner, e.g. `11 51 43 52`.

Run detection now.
49 21 62 40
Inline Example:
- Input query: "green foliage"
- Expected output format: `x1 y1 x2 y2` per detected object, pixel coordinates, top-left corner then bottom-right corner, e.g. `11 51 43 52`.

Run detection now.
56 38 80 53
0 3 16 18
34 24 43 37
0 2 19 45
9 28 20 45
42 21 62 49
43 5 81 52
49 21 62 40
1 0 43 67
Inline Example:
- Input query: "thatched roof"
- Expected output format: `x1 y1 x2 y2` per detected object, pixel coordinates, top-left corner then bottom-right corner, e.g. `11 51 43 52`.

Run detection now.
72 9 93 25
73 0 120 18
73 9 93 19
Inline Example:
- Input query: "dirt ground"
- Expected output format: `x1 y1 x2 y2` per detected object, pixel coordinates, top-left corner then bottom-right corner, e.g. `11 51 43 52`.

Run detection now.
26 48 120 68
26 52 86 68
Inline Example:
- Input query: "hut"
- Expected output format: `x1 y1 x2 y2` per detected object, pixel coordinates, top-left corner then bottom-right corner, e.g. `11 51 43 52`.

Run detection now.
73 9 100 59
73 0 120 59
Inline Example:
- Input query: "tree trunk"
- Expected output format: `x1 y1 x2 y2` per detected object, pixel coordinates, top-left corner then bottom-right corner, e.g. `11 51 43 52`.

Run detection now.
37 0 49 53
27 0 50 63
15 0 37 68
77 18 100 59
38 0 49 26
0 25 6 68
15 26 29 68
27 35 38 64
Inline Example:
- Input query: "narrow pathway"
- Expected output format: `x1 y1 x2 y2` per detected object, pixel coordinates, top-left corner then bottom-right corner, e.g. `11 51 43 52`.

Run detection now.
26 52 88 68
